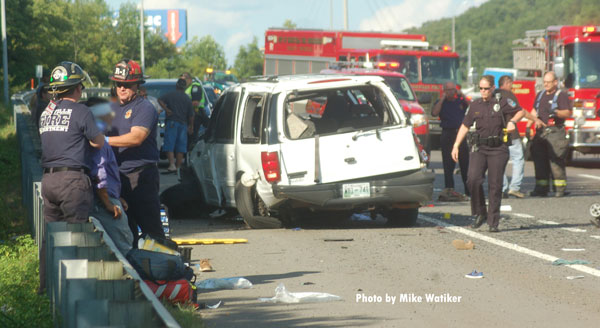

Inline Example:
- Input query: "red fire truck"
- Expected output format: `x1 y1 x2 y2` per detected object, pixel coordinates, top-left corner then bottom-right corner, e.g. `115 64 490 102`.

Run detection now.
264 28 460 150
512 26 600 161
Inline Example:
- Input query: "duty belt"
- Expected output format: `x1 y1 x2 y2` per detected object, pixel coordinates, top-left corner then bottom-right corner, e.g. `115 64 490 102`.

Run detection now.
43 167 88 174
472 135 505 147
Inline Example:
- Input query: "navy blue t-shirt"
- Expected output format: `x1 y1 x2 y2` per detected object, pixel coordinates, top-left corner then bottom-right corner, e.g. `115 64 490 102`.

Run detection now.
109 96 159 173
439 97 469 129
39 100 101 169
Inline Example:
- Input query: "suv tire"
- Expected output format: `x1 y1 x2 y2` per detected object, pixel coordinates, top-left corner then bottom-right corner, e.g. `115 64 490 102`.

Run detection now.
235 181 282 229
386 208 419 227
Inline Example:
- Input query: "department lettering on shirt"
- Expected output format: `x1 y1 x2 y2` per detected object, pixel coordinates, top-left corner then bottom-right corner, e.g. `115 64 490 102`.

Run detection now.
39 108 73 134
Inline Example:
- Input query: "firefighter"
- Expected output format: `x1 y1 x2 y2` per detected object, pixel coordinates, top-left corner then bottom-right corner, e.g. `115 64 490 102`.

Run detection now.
529 71 573 197
451 75 525 232
106 59 164 245
39 61 105 292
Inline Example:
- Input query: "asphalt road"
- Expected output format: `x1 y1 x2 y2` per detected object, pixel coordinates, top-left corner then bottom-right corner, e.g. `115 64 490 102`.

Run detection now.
161 150 600 327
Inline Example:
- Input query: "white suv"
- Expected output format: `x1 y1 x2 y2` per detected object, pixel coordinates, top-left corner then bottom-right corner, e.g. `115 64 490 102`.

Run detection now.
189 75 434 228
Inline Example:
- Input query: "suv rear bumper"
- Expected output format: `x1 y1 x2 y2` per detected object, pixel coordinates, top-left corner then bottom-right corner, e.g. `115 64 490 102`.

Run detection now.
272 169 434 209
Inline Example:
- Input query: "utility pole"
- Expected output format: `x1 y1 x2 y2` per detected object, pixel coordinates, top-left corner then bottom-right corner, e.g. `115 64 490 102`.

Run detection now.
1 0 8 105
330 0 333 30
343 0 348 31
140 0 145 72
467 39 472 85
451 16 455 51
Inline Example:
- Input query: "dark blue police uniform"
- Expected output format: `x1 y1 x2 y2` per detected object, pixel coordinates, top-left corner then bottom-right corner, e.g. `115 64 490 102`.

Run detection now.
438 97 470 195
110 95 164 242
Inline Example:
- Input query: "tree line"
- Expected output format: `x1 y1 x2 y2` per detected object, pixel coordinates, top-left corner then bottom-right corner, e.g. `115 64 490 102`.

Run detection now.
404 0 600 81
0 0 264 97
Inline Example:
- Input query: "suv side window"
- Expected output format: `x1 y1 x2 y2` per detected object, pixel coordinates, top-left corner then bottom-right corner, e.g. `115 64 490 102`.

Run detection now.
240 94 265 144
204 92 226 143
214 91 239 144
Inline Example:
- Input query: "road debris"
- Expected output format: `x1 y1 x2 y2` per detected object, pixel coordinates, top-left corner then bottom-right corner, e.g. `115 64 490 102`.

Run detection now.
196 277 253 290
351 213 372 221
500 205 512 212
258 283 341 303
552 259 590 266
452 239 474 250
443 213 451 220
172 238 248 245
566 276 585 280
199 301 223 309
199 259 213 272
465 270 484 279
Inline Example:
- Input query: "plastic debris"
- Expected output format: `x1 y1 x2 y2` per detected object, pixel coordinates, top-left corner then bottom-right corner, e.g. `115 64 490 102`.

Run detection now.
207 301 222 309
209 209 227 218
561 248 585 252
500 205 512 212
199 259 213 272
195 277 253 290
443 213 451 220
465 270 484 279
291 227 302 231
590 235 600 240
566 276 585 280
258 283 341 303
452 239 474 250
561 227 587 233
351 213 372 221
552 259 590 266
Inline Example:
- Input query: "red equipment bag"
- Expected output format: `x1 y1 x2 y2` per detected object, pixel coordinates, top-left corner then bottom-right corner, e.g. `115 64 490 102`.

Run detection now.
144 279 198 305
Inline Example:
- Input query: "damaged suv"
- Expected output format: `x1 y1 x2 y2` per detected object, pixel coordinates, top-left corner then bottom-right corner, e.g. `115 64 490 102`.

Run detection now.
189 75 434 228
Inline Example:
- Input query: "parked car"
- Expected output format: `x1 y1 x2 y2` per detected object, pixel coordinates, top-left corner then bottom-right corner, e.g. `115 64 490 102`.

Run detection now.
189 75 434 228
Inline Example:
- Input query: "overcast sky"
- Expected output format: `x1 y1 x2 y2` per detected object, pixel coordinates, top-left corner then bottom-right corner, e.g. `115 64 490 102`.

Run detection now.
106 0 488 66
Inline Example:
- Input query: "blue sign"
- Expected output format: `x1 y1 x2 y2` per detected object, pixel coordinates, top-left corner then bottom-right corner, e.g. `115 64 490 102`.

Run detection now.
144 9 187 48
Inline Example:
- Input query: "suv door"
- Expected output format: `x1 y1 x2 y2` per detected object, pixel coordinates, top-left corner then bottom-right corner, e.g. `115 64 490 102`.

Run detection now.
211 90 241 207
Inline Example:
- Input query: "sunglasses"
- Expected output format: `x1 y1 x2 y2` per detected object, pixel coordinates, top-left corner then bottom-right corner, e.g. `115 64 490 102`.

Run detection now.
479 87 492 91
115 82 136 89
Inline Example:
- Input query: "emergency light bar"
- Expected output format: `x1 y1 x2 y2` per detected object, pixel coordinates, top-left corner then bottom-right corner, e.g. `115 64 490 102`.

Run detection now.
583 26 600 34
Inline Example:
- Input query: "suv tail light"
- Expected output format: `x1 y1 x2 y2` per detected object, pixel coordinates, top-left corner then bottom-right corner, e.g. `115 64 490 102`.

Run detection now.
413 134 429 165
261 151 281 183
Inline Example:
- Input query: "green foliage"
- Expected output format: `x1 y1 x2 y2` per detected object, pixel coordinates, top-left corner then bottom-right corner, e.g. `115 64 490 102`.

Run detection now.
283 19 297 29
405 0 600 77
163 301 205 328
234 37 264 80
0 235 52 328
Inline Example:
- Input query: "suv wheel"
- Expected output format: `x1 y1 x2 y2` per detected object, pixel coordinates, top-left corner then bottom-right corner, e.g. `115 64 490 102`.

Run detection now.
386 208 419 227
235 181 282 229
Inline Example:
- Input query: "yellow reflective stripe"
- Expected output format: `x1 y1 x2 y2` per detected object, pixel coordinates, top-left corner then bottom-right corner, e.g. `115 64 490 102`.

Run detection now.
536 179 549 186
553 180 567 187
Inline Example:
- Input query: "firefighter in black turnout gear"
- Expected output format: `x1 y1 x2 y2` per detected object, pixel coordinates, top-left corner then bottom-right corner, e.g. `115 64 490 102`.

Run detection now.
451 76 526 232
529 71 573 197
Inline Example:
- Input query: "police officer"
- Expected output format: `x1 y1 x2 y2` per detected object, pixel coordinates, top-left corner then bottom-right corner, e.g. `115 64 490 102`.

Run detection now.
106 59 164 244
529 71 573 197
180 72 209 146
39 61 104 291
451 75 526 232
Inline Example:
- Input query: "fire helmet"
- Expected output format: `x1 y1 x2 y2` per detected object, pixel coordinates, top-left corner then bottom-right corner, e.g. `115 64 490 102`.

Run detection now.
109 58 146 84
48 61 86 93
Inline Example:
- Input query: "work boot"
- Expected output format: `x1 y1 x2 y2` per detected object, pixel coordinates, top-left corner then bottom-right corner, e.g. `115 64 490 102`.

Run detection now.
439 188 466 201
502 191 509 199
471 214 486 229
555 189 569 197
489 226 500 233
508 190 525 198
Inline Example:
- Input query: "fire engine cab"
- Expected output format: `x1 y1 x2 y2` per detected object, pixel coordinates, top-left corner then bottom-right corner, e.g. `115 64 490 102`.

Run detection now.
512 25 600 161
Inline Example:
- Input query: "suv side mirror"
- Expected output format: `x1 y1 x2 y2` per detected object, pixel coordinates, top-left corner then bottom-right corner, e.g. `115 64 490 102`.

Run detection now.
554 57 565 80
418 94 432 104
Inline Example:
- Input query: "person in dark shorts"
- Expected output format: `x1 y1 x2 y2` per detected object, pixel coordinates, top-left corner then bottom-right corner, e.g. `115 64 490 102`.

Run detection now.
158 78 194 173
106 59 164 246
86 98 133 255
431 81 470 201
38 61 105 292
451 75 526 232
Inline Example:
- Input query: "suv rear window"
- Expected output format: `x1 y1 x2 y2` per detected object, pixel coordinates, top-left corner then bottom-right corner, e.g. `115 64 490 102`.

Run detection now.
284 85 398 140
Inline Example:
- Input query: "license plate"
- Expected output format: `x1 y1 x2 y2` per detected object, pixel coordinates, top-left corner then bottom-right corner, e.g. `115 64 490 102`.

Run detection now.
342 183 370 199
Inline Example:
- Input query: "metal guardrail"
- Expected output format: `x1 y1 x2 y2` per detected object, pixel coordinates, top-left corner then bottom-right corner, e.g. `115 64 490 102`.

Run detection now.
14 96 181 328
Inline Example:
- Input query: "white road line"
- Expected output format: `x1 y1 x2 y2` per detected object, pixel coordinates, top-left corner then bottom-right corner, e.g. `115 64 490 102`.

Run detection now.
578 174 600 181
419 214 600 278
512 213 535 219
561 227 587 233
591 235 600 240
538 220 559 225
